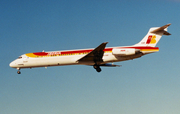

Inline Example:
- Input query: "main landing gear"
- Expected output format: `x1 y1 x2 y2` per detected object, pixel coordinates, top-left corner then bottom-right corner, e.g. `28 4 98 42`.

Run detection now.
17 68 21 74
93 64 102 73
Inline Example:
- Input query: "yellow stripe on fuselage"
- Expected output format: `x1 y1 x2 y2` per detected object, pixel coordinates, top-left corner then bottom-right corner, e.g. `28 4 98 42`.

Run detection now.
26 53 36 58
141 49 159 52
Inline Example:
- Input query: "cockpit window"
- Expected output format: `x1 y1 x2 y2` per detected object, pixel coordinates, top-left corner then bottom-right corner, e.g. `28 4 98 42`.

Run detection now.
18 56 22 59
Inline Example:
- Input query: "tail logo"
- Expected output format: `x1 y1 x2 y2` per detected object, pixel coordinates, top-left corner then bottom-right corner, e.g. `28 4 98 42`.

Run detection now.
146 35 156 44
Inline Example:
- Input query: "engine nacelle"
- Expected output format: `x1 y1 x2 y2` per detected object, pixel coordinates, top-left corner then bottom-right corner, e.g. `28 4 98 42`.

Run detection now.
112 48 140 56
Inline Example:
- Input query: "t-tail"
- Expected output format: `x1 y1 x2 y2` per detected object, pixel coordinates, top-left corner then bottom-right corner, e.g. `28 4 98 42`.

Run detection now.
134 24 171 47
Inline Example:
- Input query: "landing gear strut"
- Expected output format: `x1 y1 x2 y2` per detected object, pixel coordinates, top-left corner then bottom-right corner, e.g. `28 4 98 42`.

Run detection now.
93 65 102 72
17 68 21 74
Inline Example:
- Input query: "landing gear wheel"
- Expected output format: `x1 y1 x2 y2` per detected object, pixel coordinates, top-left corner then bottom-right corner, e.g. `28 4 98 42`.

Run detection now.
93 65 102 73
17 70 21 74
96 67 102 72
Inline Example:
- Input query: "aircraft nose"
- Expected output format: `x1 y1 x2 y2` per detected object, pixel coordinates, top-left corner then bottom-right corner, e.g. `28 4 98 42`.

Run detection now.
9 61 16 68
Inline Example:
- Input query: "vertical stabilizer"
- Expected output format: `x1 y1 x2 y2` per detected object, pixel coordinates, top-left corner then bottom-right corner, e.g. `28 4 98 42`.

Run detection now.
134 24 171 47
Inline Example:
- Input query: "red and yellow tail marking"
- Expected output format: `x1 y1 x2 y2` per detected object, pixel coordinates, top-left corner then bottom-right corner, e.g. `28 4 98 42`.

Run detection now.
146 35 156 44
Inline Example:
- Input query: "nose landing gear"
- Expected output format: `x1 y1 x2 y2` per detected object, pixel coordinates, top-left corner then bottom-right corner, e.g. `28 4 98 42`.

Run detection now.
17 68 21 74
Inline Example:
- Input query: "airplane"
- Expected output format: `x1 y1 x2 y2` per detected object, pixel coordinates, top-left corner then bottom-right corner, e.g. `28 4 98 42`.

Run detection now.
10 24 171 74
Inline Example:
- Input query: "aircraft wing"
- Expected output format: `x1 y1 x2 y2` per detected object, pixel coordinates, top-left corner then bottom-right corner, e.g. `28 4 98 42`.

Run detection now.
77 42 108 64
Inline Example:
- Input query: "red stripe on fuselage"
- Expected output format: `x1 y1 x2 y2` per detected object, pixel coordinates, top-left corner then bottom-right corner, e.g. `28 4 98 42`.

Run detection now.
32 46 158 56
33 52 48 56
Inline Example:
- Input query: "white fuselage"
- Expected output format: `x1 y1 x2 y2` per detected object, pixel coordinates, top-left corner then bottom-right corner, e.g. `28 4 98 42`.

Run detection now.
9 46 155 69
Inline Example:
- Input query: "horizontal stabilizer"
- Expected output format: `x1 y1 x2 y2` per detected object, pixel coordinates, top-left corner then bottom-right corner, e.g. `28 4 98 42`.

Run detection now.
150 23 171 35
